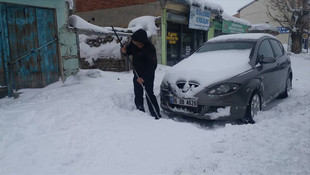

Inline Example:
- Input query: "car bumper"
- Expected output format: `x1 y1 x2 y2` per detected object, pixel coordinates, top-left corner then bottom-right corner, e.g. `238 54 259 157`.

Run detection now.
160 87 251 120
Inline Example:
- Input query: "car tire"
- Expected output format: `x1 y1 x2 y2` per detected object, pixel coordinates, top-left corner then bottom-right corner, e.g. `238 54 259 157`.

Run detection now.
241 91 261 124
278 75 292 99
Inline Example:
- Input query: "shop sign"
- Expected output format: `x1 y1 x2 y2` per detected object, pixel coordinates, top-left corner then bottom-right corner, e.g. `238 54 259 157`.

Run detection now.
213 21 222 31
276 27 290 34
167 32 179 44
189 6 210 31
222 20 249 34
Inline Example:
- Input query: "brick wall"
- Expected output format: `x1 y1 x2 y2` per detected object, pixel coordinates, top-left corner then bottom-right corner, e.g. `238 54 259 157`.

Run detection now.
75 0 157 12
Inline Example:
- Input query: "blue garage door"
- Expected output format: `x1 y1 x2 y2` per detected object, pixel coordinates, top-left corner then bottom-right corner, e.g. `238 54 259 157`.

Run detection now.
0 3 60 97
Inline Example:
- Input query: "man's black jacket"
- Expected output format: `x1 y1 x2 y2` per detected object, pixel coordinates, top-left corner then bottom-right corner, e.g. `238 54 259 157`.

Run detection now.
126 41 157 81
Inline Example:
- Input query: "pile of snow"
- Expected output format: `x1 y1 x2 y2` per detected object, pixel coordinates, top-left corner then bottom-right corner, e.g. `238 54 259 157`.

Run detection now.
186 0 223 13
222 12 251 26
79 35 126 65
0 52 309 174
250 23 279 33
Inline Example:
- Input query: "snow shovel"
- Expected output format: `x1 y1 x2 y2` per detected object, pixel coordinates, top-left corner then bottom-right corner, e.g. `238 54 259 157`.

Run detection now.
111 26 160 120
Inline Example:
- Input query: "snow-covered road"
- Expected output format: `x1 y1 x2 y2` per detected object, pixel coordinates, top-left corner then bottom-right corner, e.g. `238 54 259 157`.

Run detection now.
0 53 309 175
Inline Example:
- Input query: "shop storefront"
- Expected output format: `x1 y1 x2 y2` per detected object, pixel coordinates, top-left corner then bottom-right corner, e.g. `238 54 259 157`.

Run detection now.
207 14 251 39
161 1 221 66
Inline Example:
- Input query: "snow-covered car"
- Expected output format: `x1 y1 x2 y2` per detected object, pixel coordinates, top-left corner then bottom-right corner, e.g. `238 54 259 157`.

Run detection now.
160 33 292 123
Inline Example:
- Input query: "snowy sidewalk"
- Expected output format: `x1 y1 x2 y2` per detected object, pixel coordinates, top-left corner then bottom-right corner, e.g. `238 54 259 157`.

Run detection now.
0 53 309 175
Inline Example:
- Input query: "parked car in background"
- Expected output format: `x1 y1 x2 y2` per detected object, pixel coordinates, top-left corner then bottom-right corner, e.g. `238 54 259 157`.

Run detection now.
160 33 292 124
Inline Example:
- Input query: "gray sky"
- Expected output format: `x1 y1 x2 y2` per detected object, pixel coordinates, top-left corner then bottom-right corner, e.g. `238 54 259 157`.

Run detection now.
215 0 254 15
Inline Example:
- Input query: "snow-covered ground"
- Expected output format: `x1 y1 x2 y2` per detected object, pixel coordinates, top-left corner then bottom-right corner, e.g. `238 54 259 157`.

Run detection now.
0 53 309 174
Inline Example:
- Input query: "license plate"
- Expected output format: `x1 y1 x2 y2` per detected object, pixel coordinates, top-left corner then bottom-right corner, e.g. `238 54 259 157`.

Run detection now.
170 96 197 107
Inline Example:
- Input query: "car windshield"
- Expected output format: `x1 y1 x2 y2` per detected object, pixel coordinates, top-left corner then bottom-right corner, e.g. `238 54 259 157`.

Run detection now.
196 41 256 53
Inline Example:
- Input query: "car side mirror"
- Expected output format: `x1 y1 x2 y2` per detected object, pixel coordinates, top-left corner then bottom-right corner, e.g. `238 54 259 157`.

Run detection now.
258 54 276 64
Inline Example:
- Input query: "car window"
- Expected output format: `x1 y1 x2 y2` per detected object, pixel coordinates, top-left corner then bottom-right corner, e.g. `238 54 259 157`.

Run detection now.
197 41 255 53
258 40 274 58
279 42 285 53
269 39 284 58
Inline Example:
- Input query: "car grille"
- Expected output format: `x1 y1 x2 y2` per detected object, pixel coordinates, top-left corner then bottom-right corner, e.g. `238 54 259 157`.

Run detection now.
176 81 199 92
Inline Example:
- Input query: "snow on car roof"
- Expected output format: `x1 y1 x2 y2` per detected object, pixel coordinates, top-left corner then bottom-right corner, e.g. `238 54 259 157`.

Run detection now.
208 33 275 42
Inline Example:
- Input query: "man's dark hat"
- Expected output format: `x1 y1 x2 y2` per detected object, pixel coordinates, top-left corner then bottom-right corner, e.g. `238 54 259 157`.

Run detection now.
131 29 148 44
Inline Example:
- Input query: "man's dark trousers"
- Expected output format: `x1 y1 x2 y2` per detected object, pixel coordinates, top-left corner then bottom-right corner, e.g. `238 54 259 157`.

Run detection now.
133 75 160 117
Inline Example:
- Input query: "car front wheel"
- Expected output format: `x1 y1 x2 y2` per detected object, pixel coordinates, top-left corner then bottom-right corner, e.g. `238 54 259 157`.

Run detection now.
241 91 261 124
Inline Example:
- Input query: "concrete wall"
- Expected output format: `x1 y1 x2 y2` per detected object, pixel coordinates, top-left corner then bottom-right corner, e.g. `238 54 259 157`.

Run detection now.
75 2 162 28
239 0 269 24
0 0 79 79
239 0 289 44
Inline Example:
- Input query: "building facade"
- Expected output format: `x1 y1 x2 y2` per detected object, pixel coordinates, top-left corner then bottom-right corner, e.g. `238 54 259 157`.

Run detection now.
160 1 223 65
74 0 251 66
75 0 222 66
237 0 289 44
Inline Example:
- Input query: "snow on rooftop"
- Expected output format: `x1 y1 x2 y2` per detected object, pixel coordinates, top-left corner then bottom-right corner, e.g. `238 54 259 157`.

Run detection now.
69 15 159 37
127 16 160 37
250 23 279 32
222 12 251 26
69 15 111 34
186 0 223 13
208 33 275 42
110 16 160 37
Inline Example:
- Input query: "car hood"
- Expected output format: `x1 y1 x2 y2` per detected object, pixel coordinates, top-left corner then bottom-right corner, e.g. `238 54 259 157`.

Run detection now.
162 49 252 98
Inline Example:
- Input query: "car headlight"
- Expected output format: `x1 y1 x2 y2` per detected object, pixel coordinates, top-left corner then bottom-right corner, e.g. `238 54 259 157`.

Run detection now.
160 81 172 92
205 83 240 95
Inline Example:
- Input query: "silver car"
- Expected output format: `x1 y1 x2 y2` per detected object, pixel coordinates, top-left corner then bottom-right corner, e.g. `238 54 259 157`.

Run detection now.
160 33 292 124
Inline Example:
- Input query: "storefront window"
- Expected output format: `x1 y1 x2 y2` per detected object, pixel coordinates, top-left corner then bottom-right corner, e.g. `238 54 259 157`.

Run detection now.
182 26 193 59
167 22 181 66
167 22 208 66
196 30 206 48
